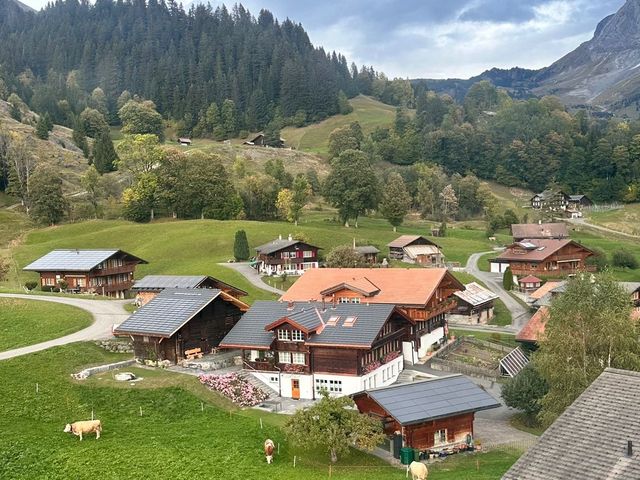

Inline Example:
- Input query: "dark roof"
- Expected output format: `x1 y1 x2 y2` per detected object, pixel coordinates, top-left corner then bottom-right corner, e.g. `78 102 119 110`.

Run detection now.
133 275 209 290
503 368 640 480
132 275 247 296
114 288 222 337
220 301 403 349
255 238 320 255
511 223 568 239
23 249 147 272
387 235 439 249
354 375 500 426
354 246 380 255
496 239 591 263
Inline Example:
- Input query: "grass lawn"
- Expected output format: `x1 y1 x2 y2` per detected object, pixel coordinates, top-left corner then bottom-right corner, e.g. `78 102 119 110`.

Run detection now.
451 329 518 348
0 192 17 208
261 274 298 291
571 231 640 281
0 343 521 479
281 95 404 157
4 212 499 304
0 209 32 249
586 203 640 236
0 298 92 351
477 252 497 273
509 414 545 437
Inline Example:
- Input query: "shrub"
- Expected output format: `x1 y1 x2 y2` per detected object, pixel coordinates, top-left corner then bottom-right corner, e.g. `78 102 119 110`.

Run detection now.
501 365 548 426
24 281 38 291
503 267 514 290
233 230 250 261
41 285 54 292
586 247 608 272
612 249 638 269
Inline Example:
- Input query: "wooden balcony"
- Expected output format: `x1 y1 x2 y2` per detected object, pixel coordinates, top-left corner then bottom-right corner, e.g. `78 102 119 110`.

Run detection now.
92 264 136 276
91 281 134 293
245 360 310 374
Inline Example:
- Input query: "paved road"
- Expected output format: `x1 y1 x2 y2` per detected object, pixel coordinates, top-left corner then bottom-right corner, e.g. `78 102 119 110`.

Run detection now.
0 294 130 361
218 262 285 295
465 251 531 331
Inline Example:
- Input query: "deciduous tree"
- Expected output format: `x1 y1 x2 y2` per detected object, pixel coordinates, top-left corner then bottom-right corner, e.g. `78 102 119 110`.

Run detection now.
118 100 164 140
29 163 67 225
379 172 411 231
325 245 368 268
501 365 548 426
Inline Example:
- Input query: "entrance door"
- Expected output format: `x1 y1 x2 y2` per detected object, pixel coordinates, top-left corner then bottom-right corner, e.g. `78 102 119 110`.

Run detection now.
291 379 300 400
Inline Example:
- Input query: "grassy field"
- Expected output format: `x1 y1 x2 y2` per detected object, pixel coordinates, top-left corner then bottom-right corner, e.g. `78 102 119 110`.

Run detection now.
3 212 499 303
281 95 402 156
586 204 640 236
0 343 521 479
482 182 535 220
0 209 32 249
0 298 92 351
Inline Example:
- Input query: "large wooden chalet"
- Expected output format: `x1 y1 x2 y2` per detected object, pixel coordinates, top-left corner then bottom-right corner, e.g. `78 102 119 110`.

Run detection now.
511 223 568 242
254 235 321 275
387 235 444 267
132 275 247 306
490 239 594 277
530 189 570 211
353 375 500 452
114 288 248 363
23 249 147 298
280 268 464 363
220 301 413 399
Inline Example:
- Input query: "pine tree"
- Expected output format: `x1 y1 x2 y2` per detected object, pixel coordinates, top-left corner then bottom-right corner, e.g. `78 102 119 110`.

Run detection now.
35 115 50 140
72 119 90 158
233 230 250 261
503 267 513 291
92 128 118 173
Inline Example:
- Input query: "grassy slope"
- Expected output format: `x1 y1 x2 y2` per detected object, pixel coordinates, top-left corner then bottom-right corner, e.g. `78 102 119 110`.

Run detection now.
281 95 401 156
4 212 498 303
482 181 535 220
586 203 640 236
0 298 92 351
0 343 520 479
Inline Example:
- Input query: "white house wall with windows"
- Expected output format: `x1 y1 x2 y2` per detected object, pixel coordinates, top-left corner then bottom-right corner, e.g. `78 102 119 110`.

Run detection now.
219 301 414 400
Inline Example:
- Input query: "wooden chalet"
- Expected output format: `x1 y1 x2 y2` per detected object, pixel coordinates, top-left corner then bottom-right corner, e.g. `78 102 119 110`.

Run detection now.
114 288 248 363
450 282 499 325
243 133 285 148
387 235 445 267
220 301 413 399
489 239 594 277
352 375 500 452
132 275 247 306
568 194 593 208
530 189 570 211
511 223 568 242
177 137 191 146
254 234 321 275
504 368 640 480
354 245 380 264
23 249 147 298
280 268 464 363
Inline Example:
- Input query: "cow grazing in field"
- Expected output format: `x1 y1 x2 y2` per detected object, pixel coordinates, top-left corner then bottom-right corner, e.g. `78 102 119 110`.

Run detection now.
63 420 102 441
264 439 275 464
408 461 428 480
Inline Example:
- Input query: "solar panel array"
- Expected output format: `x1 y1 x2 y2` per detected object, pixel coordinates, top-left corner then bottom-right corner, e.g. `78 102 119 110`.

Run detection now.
132 275 208 290
115 288 221 337
23 249 121 272
367 375 500 425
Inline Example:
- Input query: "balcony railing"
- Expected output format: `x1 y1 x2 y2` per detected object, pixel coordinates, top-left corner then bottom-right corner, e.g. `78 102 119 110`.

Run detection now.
245 360 310 374
90 281 134 293
92 264 136 276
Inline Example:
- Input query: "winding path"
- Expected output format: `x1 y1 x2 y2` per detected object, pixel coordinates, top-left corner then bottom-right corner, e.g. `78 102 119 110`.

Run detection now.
0 294 130 361
218 262 285 295
565 217 640 240
465 251 531 331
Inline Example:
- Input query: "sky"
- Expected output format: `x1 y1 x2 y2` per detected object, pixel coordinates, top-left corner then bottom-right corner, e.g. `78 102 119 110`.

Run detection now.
20 0 626 79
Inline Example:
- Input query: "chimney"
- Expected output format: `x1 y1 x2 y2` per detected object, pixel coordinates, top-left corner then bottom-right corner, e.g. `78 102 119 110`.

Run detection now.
628 440 633 457
288 233 292 241
538 220 542 225
287 301 294 311
279 234 282 240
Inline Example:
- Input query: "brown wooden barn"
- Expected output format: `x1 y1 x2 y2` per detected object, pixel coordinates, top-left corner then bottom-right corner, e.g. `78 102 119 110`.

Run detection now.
23 249 147 298
114 288 248 363
352 375 500 452
131 275 247 306
386 235 444 267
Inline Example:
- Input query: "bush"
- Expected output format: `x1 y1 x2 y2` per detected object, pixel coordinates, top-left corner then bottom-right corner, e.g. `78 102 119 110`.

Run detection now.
40 285 54 292
503 267 514 290
24 281 38 291
233 230 250 261
586 247 608 272
501 365 548 426
612 249 638 269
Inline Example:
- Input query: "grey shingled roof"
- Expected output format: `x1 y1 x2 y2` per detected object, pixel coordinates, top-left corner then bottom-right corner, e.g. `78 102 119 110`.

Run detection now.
359 375 500 426
114 288 221 337
255 238 320 255
220 301 399 349
354 246 380 255
503 368 640 480
23 249 146 272
132 275 208 290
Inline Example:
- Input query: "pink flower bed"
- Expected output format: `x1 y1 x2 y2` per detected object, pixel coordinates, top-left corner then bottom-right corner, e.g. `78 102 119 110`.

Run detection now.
362 360 382 374
199 373 268 407
383 351 400 363
283 363 306 373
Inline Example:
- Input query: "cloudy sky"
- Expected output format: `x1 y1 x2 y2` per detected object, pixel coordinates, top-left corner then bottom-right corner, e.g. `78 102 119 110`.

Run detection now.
20 0 625 79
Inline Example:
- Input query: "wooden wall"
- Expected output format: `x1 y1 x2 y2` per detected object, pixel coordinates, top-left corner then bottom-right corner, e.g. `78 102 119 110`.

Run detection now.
311 347 359 375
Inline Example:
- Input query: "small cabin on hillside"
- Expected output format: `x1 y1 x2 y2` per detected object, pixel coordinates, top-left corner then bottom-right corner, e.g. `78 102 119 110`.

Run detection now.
178 137 192 146
243 133 285 148
132 275 247 306
254 235 321 275
114 288 248 363
387 235 444 267
352 375 500 451
353 245 380 264
451 282 499 324
23 249 147 298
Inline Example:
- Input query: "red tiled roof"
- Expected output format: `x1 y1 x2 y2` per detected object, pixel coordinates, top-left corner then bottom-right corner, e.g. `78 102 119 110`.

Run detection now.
529 281 562 300
516 306 549 343
281 268 463 306
519 275 542 284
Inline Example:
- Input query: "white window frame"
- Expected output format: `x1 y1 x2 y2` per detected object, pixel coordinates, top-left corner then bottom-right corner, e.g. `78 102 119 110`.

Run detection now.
291 330 304 342
434 429 447 445
277 329 291 341
351 298 361 304
303 250 314 258
292 352 305 365
278 351 292 364
339 297 350 304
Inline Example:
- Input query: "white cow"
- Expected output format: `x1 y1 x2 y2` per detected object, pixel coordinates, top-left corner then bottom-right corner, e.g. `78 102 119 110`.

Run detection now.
408 460 428 480
264 439 275 464
63 420 102 441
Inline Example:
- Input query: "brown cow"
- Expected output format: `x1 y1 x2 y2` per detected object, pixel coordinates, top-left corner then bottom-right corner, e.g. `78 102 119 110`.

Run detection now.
264 439 275 464
63 420 102 441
